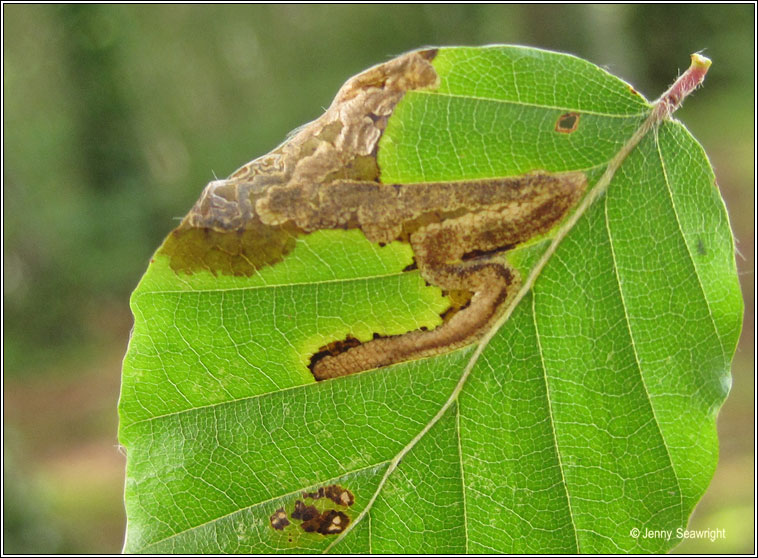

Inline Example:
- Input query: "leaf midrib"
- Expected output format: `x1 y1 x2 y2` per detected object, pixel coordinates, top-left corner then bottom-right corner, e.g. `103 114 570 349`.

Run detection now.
332 88 664 552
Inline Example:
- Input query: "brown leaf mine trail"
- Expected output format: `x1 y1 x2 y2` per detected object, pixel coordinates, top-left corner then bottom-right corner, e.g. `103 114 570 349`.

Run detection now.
161 48 586 379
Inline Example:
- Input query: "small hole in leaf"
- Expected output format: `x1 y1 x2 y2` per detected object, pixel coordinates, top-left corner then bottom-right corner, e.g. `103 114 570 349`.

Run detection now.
555 112 580 133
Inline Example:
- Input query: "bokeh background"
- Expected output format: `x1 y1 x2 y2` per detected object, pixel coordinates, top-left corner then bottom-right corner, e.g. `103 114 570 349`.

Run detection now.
3 4 754 553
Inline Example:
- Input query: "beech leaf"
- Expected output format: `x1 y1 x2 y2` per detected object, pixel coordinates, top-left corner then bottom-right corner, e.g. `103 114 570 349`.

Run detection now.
119 46 742 553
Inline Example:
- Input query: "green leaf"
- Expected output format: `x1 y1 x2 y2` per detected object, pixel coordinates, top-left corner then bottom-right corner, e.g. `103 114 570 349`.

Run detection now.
119 46 742 553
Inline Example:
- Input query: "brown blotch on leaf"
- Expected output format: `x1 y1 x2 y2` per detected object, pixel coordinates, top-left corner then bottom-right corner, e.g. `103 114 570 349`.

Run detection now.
324 154 381 183
291 500 320 522
301 509 350 535
302 484 355 507
165 49 440 277
310 263 516 381
162 222 299 277
291 500 350 536
309 172 587 380
324 485 355 507
270 507 290 531
164 49 590 383
339 48 438 97
555 112 580 133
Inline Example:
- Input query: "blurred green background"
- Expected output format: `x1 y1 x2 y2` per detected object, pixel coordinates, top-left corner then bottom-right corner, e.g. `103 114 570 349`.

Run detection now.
3 4 753 553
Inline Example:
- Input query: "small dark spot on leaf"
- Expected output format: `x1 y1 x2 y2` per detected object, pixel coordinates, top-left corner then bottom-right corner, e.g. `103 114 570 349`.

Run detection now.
555 112 580 134
697 237 707 256
419 48 438 61
629 85 640 97
402 260 418 272
270 507 290 530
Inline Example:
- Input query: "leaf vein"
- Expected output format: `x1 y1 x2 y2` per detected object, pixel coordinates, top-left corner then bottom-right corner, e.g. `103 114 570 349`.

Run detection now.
415 89 650 119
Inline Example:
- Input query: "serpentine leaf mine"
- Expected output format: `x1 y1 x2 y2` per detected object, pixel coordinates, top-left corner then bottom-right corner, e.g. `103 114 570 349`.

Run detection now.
161 48 587 379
